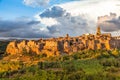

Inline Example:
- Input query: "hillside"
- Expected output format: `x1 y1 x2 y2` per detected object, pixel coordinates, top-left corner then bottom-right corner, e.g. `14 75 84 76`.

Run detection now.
0 44 120 80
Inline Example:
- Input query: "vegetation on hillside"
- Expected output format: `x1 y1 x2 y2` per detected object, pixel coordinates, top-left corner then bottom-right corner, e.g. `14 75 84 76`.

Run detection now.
0 41 9 60
0 41 9 54
0 41 120 80
0 48 119 80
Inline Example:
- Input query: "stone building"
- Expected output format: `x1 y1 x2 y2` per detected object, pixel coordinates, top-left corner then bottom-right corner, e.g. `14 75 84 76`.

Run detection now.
6 26 120 57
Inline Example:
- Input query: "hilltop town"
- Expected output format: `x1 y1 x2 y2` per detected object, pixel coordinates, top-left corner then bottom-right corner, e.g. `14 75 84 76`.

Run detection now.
6 26 120 57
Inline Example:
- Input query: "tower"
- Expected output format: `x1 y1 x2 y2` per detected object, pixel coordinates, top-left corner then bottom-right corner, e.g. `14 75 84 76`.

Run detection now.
66 34 69 38
96 26 101 35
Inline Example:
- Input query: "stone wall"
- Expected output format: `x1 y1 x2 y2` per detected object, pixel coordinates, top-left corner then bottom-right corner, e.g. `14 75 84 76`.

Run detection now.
6 27 120 56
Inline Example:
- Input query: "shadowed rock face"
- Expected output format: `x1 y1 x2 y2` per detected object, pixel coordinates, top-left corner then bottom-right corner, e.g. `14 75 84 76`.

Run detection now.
6 26 120 57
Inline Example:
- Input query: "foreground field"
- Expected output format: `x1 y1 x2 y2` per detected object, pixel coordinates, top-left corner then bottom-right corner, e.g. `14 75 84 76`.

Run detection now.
0 49 120 80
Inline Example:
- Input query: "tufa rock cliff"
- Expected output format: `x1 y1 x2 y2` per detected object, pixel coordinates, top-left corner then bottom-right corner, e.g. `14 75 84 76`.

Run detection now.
6 26 120 57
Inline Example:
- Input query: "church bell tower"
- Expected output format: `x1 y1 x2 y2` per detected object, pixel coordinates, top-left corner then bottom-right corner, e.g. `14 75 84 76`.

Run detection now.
96 26 101 35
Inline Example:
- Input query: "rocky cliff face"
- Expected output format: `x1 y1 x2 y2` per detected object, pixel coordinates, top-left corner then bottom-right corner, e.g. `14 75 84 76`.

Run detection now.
6 39 64 57
6 37 86 57
6 33 120 57
6 40 42 55
6 41 19 55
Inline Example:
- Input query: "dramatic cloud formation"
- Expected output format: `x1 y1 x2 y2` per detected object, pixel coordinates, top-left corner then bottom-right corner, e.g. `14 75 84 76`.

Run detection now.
98 13 120 32
59 0 120 20
23 0 50 7
36 6 95 37
40 6 66 18
46 15 93 36
35 0 120 37
0 18 52 38
1 0 120 38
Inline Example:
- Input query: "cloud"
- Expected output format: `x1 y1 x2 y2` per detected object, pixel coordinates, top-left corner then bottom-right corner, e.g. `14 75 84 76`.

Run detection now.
0 18 53 38
98 13 120 32
59 0 120 20
40 6 66 18
23 0 50 7
37 6 95 37
1 0 120 38
23 0 82 7
35 0 120 37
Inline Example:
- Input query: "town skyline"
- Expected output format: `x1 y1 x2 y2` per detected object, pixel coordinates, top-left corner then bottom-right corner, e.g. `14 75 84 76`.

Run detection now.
0 0 120 38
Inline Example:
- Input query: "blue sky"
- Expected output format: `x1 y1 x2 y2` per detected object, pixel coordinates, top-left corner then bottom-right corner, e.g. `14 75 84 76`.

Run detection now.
0 0 75 20
0 0 42 19
0 0 120 38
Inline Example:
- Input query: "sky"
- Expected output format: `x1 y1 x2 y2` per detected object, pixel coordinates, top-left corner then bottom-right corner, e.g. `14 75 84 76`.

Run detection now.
0 0 120 38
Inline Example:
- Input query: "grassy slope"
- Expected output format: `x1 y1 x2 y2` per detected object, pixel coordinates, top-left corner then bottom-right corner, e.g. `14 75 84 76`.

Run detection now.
0 49 120 80
0 41 120 80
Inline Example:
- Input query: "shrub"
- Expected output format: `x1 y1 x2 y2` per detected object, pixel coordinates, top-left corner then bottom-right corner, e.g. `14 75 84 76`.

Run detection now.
67 71 85 80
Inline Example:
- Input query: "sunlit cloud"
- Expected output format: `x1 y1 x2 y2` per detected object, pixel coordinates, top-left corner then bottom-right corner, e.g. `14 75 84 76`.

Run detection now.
23 0 50 7
34 0 120 37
